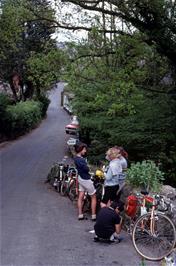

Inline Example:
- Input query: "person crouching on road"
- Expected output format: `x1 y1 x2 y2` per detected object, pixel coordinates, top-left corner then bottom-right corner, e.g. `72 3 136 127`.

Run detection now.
94 201 124 242
101 147 122 208
74 143 97 221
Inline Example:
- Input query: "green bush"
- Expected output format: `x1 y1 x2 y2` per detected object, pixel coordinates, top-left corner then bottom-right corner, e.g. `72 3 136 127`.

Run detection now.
35 94 50 117
126 160 165 192
0 93 12 110
5 100 42 137
0 94 13 135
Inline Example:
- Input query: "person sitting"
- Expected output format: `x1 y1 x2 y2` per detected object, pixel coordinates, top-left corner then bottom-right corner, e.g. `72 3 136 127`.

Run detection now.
94 201 124 243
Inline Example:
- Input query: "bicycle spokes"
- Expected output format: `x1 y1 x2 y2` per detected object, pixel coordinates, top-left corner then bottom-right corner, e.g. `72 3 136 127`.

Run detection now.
132 213 176 261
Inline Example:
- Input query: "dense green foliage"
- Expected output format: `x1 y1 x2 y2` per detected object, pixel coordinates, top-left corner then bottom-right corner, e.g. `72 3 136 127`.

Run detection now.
35 94 50 117
0 0 64 95
64 32 176 185
56 1 176 185
0 0 65 140
126 160 164 192
60 0 176 67
2 100 42 138
0 93 49 139
27 49 67 93
0 94 12 135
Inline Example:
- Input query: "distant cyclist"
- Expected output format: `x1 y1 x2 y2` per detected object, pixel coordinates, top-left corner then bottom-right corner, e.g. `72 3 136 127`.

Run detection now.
74 143 97 221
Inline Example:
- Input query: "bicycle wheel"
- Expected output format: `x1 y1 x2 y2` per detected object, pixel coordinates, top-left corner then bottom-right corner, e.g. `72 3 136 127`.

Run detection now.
96 183 104 201
95 183 104 212
68 180 77 202
60 176 68 196
55 180 61 193
83 193 91 213
132 212 176 261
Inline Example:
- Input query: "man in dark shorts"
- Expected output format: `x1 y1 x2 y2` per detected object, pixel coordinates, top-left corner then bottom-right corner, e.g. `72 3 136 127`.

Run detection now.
94 201 124 242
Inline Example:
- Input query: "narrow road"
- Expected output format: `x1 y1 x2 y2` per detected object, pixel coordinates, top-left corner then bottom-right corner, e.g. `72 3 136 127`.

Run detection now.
0 83 159 266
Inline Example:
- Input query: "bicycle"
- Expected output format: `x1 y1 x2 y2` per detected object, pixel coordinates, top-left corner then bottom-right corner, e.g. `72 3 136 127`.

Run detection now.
81 172 105 214
60 166 78 201
46 162 67 192
125 191 176 261
53 163 68 193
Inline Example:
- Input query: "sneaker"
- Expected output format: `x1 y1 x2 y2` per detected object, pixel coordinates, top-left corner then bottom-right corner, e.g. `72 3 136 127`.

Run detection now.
89 230 95 234
91 215 96 222
78 217 85 220
78 214 84 220
78 214 87 220
94 236 100 242
109 238 120 244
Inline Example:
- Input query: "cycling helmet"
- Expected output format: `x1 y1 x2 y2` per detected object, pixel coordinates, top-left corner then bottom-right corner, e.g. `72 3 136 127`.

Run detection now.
95 170 104 178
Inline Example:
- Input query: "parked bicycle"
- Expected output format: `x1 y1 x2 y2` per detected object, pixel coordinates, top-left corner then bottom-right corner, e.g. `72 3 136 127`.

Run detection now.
124 190 176 261
60 166 78 201
52 163 69 193
46 162 68 191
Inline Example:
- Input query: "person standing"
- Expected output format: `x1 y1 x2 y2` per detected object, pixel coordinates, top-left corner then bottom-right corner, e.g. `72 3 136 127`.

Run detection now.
101 147 122 208
116 146 128 170
74 143 97 221
114 146 128 190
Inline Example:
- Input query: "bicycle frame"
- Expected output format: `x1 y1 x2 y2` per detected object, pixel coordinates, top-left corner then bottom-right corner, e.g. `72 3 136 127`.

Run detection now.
124 192 155 234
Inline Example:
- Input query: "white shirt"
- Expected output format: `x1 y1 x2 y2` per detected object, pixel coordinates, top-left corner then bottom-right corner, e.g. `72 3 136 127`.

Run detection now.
104 158 122 186
119 156 128 170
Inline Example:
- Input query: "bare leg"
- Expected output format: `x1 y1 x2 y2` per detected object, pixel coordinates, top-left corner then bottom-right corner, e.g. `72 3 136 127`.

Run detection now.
78 191 85 216
91 193 97 215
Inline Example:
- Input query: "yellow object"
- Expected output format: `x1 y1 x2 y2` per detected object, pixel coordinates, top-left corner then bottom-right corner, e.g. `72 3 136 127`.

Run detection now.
95 170 104 178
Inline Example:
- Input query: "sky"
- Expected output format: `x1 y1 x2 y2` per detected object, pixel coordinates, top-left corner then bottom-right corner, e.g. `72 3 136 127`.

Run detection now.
51 0 89 42
51 1 124 43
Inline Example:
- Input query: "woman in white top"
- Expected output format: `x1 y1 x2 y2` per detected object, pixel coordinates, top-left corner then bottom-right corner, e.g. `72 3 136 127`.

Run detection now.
115 146 128 188
101 147 122 208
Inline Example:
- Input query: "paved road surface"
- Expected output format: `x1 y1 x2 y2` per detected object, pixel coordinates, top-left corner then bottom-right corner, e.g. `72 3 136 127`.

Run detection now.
0 83 159 266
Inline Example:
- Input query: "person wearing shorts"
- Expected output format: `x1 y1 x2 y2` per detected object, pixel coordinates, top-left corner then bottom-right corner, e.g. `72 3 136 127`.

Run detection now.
74 143 97 221
101 147 122 208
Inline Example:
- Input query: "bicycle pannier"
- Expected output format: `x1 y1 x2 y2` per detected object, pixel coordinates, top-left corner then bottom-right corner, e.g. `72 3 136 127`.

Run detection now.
126 195 138 217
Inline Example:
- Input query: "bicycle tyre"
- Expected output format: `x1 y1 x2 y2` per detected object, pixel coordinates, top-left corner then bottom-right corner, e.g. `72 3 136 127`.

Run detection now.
83 193 91 213
132 212 176 261
55 181 61 193
96 183 104 201
68 180 77 202
60 176 68 196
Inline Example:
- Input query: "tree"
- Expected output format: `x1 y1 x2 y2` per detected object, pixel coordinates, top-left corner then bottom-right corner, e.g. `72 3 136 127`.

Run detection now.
0 0 24 80
0 0 62 97
64 33 176 184
26 48 67 94
60 0 176 69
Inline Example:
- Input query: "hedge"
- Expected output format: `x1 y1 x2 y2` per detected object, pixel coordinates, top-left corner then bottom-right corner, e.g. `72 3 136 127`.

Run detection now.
2 100 42 138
